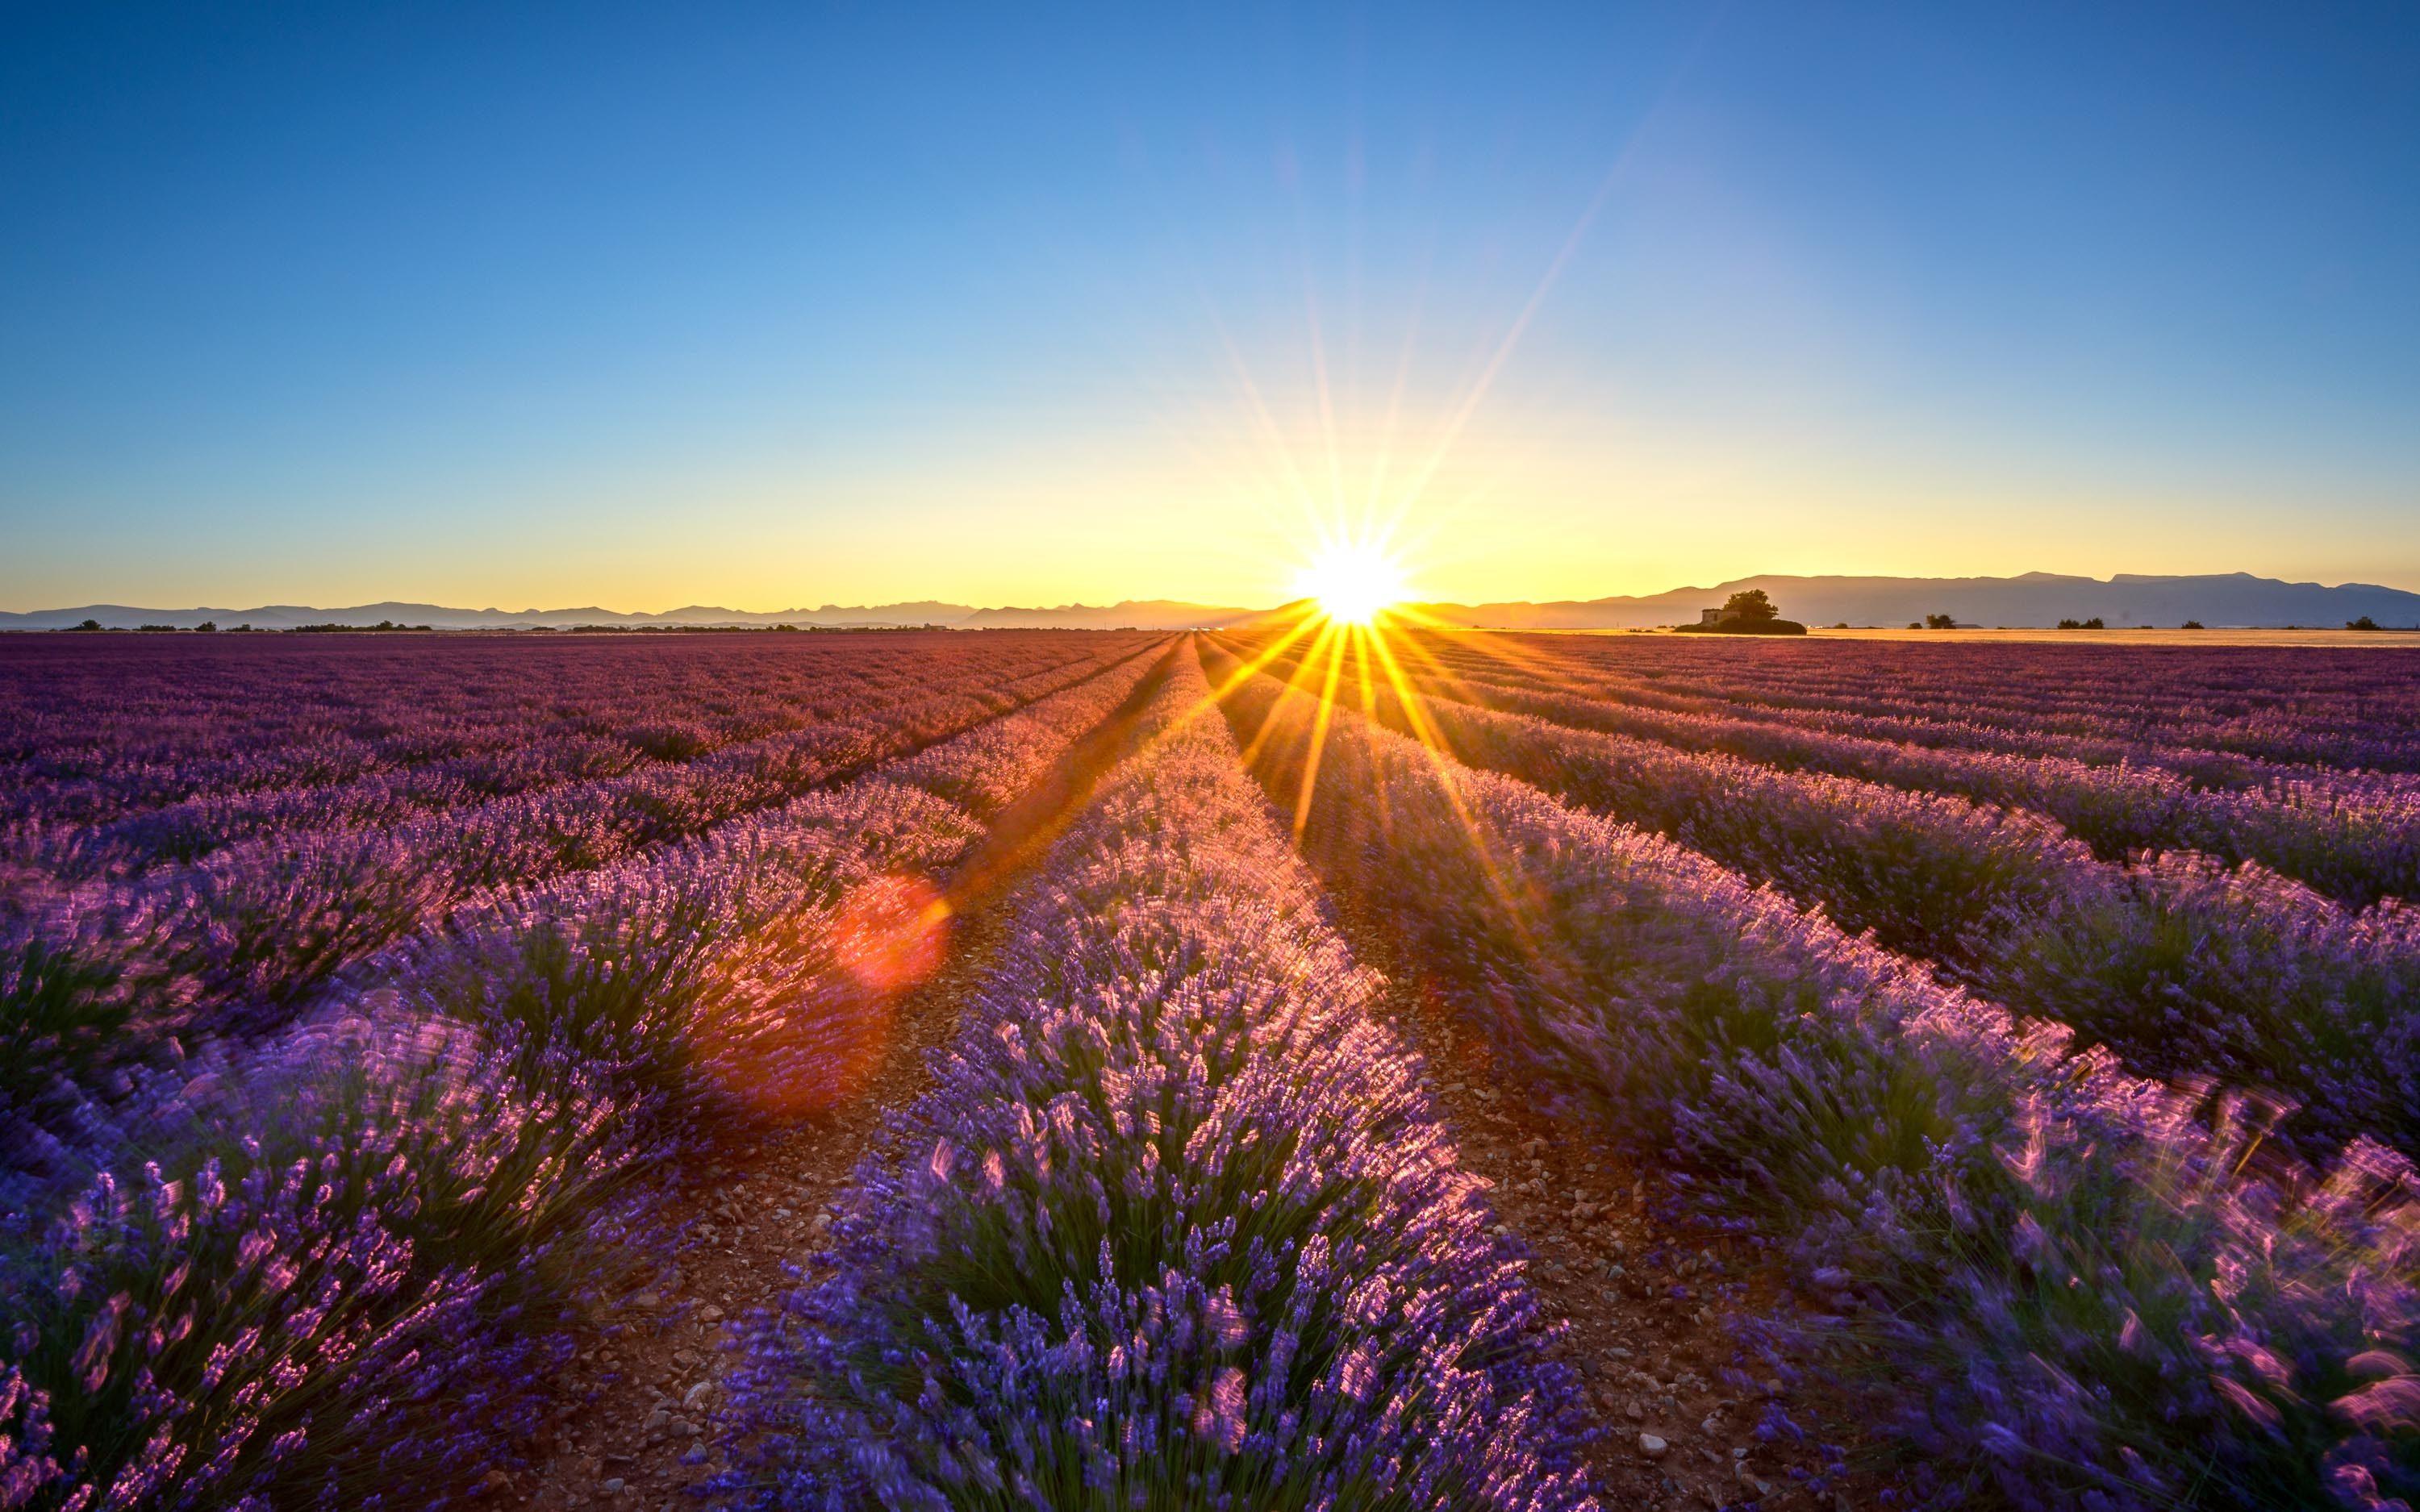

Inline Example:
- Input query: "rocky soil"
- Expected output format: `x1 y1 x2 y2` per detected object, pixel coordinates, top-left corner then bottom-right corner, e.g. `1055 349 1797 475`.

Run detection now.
1342 906 1892 1512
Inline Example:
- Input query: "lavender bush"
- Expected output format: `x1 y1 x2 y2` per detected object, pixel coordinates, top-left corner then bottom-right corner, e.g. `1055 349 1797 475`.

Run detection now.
0 903 194 1186
0 1004 652 1510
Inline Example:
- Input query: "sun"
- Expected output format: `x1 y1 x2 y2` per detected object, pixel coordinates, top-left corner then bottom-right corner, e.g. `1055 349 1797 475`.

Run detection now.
1296 544 1408 626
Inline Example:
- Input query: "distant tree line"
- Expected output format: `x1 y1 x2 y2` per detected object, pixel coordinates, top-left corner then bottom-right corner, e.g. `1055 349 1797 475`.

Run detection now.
35 620 980 635
62 620 258 632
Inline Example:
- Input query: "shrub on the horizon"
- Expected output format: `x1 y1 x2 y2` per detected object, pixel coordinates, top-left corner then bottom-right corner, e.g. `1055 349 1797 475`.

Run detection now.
1925 612 1957 629
1723 587 1780 624
1676 617 1806 636
2351 615 2382 631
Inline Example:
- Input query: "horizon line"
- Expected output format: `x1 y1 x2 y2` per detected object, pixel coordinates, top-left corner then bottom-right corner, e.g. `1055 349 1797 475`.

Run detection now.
6 565 2420 620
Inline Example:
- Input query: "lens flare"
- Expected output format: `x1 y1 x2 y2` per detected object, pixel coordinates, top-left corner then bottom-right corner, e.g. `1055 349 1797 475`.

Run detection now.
832 873 949 998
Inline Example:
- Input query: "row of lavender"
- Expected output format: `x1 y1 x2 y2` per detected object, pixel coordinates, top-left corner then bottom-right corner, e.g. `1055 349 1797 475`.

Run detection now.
0 633 1103 831
1 641 1158 1144
1204 639 2420 1511
1230 632 2420 1160
1389 645 2420 907
1562 633 2420 749
1423 633 2420 773
723 648 1596 1510
1414 623 2420 797
4 636 1137 880
0 646 1166 1510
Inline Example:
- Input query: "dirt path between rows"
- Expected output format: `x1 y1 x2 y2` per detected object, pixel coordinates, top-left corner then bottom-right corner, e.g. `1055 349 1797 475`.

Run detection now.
497 648 1179 1512
1327 898 1888 1512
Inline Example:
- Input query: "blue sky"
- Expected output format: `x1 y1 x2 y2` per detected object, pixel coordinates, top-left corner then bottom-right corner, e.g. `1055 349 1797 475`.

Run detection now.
3 2 2415 610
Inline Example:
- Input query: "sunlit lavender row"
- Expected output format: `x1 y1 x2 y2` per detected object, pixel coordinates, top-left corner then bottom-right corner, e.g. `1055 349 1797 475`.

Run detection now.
1398 647 2420 906
1406 634 2420 796
1205 634 2420 1510
1235 632 2420 1160
1421 635 2420 774
724 649 1595 1510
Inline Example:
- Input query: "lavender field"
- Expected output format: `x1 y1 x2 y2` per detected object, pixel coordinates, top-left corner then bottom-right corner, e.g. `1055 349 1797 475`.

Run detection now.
4 627 2419 1511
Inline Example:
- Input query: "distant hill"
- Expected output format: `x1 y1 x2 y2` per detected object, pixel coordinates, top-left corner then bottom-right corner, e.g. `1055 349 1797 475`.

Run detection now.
0 598 1249 631
1403 573 2420 631
6 573 2416 633
957 600 1253 630
1222 598 1322 632
0 600 984 631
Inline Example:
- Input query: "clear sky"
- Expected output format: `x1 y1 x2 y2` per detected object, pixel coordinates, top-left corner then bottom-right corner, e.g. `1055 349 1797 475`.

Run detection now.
3 2 2416 611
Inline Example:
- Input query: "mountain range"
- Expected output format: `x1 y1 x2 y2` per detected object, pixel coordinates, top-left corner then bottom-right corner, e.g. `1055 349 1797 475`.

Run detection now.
0 598 1251 632
5 573 2418 632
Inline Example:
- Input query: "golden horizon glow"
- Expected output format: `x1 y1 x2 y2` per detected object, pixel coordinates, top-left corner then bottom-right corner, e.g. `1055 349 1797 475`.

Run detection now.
1294 543 1410 626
